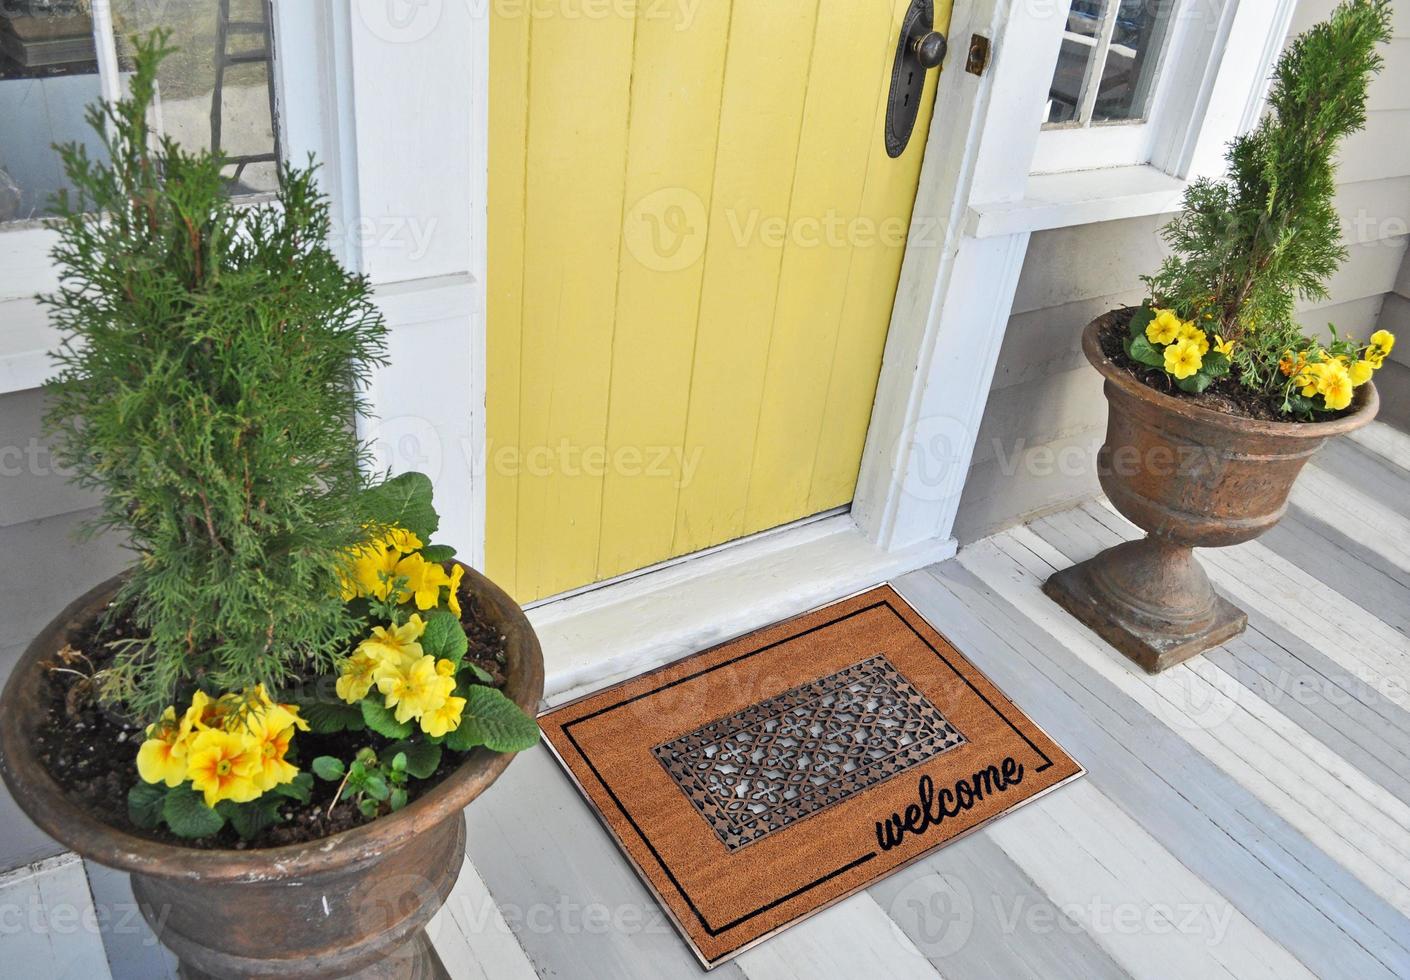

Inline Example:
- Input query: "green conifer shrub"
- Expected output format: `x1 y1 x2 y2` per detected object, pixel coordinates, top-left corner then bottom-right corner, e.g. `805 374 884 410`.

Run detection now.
43 34 389 719
1137 0 1395 414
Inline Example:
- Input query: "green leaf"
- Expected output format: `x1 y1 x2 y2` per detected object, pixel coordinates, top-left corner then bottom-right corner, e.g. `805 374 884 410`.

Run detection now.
1176 371 1215 394
1127 334 1166 368
390 787 409 811
462 662 493 684
449 686 540 753
362 774 390 801
162 786 226 839
358 798 380 818
420 610 468 664
221 797 282 841
1202 351 1231 378
361 698 414 739
312 756 346 781
127 782 166 830
382 740 442 779
361 472 439 541
1128 305 1155 340
419 544 457 563
273 771 314 803
298 700 366 734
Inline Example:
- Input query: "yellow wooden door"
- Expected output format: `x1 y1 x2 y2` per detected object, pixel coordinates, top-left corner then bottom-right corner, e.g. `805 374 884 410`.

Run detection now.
488 0 948 602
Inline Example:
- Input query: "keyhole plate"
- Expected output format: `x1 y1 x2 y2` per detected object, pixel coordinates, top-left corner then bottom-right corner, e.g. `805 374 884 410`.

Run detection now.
885 0 935 158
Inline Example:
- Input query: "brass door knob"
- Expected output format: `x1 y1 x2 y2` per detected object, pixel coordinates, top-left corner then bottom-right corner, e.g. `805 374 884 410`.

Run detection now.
913 31 947 70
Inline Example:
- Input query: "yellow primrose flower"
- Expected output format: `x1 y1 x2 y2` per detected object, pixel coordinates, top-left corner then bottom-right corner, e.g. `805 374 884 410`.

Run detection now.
349 541 401 601
357 615 427 674
446 563 465 618
336 648 387 703
1370 329 1395 356
382 526 423 555
1145 308 1182 345
393 553 450 611
1164 339 1203 380
185 729 261 808
1349 359 1375 386
1318 362 1354 410
421 694 466 738
1176 322 1210 356
181 690 235 735
136 707 188 787
377 655 456 724
1212 334 1234 357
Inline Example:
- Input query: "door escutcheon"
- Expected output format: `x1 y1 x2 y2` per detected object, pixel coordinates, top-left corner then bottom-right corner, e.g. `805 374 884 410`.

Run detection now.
885 0 946 158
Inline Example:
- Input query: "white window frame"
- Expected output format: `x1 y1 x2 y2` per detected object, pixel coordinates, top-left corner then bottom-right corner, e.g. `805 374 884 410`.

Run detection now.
0 0 338 376
1030 0 1294 179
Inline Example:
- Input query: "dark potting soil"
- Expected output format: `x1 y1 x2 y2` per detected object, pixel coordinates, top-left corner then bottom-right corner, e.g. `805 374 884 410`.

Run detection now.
1098 310 1343 423
33 574 511 850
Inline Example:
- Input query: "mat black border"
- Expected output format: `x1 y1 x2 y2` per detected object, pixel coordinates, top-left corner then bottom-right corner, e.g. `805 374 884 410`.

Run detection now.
540 585 1083 968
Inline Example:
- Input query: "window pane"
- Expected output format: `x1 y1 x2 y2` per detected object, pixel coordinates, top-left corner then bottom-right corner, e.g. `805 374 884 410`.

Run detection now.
112 0 279 194
1044 0 1106 126
1092 0 1174 123
0 4 110 223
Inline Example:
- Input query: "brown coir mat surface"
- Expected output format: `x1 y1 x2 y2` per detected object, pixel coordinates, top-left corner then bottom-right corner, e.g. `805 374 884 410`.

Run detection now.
539 585 1084 967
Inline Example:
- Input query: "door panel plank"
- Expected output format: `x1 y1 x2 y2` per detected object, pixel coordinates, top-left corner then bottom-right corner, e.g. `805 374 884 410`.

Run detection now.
485 1 531 592
513 0 638 600
594 0 734 582
743 0 898 535
808 0 946 514
670 0 824 559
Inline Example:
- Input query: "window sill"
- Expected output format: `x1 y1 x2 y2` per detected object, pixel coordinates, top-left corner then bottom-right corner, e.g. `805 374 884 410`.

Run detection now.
965 165 1187 239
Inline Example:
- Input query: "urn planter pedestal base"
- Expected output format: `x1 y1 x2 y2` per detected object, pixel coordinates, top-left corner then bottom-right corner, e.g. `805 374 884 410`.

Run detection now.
1042 535 1247 673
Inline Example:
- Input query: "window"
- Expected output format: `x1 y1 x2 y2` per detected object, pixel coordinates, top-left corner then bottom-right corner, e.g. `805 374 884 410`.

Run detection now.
1031 0 1194 174
0 0 280 226
1044 0 1175 129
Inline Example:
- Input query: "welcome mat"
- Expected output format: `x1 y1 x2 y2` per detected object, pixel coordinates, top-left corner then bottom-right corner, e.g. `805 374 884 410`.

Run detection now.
538 585 1083 967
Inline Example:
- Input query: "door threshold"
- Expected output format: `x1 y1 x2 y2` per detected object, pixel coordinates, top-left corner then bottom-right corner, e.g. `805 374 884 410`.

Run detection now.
528 515 957 704
523 506 850 610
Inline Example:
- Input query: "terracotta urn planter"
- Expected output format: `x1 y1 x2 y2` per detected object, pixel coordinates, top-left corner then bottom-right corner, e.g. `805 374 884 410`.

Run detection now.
0 563 544 979
1043 311 1378 673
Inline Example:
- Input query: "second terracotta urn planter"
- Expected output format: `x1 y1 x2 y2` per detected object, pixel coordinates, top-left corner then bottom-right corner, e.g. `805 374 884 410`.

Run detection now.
1044 311 1378 673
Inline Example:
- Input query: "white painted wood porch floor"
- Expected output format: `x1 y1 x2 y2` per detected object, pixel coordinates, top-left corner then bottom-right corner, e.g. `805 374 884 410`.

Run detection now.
7 421 1410 979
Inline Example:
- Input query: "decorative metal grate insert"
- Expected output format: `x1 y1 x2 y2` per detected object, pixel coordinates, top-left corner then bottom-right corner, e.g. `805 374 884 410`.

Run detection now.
653 655 965 850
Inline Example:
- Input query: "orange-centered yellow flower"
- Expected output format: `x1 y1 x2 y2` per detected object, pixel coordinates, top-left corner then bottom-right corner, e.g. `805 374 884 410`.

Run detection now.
185 730 261 808
244 705 303 792
1146 308 1183 345
1212 334 1234 357
136 707 189 787
1164 339 1204 380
